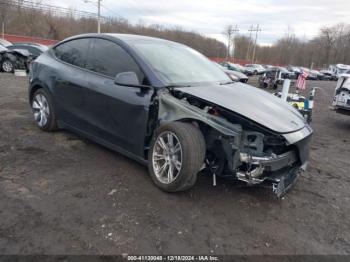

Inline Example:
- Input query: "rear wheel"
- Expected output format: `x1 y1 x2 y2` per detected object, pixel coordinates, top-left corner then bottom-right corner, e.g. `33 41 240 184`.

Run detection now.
148 122 205 192
31 89 58 131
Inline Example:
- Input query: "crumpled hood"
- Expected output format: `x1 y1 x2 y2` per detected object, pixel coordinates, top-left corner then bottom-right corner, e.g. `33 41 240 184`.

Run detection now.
11 48 31 57
175 82 306 134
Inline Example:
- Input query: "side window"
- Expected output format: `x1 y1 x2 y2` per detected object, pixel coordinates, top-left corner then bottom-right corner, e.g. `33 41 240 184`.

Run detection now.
89 38 144 82
54 39 91 68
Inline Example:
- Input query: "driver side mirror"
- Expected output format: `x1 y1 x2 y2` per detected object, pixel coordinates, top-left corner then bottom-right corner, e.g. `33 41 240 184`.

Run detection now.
114 71 140 86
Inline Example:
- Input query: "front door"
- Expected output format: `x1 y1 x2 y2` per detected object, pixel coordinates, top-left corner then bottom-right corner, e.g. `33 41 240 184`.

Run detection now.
82 38 154 157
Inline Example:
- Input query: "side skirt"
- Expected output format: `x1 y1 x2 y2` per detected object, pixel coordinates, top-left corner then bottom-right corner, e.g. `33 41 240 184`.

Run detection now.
57 120 149 166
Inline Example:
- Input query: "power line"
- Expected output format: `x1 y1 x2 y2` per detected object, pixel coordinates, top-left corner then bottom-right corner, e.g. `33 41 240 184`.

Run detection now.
1 0 95 18
0 0 105 20
100 3 125 20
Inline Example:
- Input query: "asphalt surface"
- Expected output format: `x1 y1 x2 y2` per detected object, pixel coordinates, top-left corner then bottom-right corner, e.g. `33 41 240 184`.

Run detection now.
0 73 349 255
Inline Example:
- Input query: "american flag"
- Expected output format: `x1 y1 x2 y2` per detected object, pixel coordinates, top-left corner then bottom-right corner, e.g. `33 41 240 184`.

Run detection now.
296 71 308 90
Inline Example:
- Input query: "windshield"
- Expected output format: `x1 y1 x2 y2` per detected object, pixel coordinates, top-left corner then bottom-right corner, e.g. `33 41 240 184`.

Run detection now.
132 41 230 86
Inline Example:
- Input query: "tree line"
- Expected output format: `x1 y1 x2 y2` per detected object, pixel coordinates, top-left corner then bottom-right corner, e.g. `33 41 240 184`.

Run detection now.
229 24 350 68
0 0 227 57
1 0 349 68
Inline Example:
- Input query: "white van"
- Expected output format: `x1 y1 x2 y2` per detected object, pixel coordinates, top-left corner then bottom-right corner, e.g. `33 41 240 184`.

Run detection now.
329 64 350 78
331 74 350 115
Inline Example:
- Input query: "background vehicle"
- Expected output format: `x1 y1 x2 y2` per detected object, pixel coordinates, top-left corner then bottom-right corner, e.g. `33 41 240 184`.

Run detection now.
227 69 248 83
0 45 31 73
220 62 254 76
329 64 350 78
29 34 312 197
287 66 302 79
214 62 248 83
310 69 325 80
244 64 266 75
320 70 337 81
300 67 317 80
279 66 295 79
258 66 290 89
7 43 48 59
331 74 350 115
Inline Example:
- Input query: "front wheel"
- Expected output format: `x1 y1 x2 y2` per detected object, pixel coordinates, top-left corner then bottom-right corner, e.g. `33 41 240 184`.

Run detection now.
148 122 205 192
1 59 14 73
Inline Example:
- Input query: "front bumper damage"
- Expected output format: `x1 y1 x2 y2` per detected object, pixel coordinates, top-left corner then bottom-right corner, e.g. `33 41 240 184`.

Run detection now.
238 158 302 197
157 91 313 197
235 126 312 197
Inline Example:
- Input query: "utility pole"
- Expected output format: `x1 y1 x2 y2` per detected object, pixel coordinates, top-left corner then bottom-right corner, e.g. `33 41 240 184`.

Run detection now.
310 62 314 70
97 0 101 33
231 25 239 63
251 24 261 63
83 0 102 33
225 29 232 62
246 25 254 61
224 25 239 62
1 20 4 39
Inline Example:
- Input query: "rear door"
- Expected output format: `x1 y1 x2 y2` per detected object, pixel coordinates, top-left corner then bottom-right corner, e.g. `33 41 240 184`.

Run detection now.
51 38 93 128
82 38 154 157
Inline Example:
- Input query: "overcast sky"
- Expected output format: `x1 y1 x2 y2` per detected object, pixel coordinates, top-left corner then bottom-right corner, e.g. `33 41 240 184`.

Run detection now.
50 0 350 45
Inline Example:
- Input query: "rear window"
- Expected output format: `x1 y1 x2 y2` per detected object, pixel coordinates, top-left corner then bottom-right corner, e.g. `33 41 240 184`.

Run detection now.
54 38 91 68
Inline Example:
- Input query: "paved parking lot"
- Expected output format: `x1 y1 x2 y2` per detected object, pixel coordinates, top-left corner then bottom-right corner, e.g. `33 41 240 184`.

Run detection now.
0 73 349 255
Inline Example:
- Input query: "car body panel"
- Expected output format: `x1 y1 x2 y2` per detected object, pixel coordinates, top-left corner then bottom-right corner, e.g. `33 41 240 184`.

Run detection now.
175 82 306 134
82 72 154 156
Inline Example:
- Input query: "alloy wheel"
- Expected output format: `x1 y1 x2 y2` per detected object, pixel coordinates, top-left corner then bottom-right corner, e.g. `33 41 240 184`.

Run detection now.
152 131 182 184
2 60 13 72
32 93 50 127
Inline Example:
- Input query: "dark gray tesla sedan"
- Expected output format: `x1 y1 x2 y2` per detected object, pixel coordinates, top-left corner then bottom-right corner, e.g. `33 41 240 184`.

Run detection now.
29 34 312 196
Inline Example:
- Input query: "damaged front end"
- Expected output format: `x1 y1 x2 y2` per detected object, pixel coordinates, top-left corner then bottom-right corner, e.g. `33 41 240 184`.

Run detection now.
157 87 312 197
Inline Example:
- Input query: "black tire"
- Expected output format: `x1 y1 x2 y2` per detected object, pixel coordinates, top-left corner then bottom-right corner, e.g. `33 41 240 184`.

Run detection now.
1 59 14 73
148 122 205 192
31 88 58 131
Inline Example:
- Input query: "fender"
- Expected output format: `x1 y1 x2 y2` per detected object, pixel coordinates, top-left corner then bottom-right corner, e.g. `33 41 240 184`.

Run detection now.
157 91 242 137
